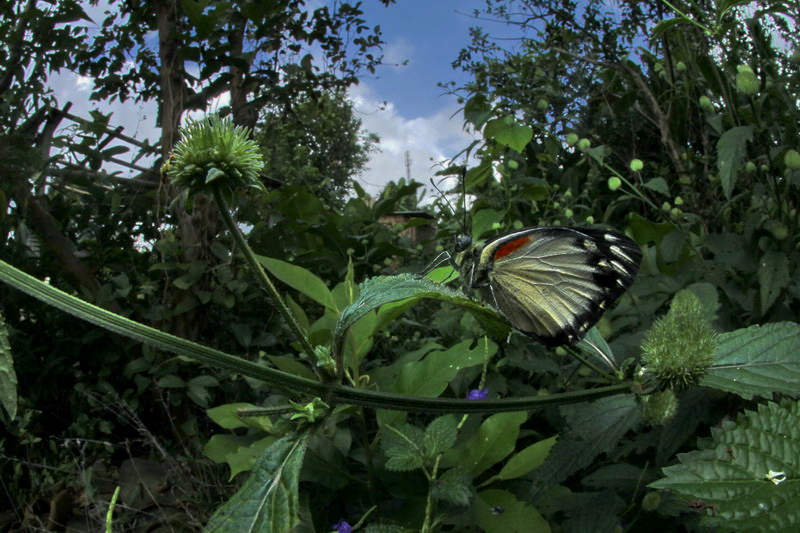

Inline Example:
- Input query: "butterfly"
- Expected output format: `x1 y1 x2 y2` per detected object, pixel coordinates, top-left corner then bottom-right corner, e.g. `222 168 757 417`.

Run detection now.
452 226 642 346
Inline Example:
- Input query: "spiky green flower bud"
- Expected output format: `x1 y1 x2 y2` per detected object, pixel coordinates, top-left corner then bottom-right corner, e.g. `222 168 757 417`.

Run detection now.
630 159 643 171
163 115 265 197
607 177 621 191
637 290 718 392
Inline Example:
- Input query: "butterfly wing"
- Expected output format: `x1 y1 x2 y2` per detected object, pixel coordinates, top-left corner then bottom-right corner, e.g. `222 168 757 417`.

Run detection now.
476 227 641 346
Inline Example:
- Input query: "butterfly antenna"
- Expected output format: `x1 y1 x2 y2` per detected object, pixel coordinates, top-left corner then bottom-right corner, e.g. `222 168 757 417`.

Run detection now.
429 177 456 218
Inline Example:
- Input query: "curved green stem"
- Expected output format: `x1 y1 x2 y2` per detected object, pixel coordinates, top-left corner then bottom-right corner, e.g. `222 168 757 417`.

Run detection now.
211 184 317 362
0 258 630 413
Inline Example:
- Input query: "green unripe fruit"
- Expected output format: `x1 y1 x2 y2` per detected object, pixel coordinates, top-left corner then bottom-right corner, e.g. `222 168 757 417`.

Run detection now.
746 161 757 174
670 207 682 217
765 220 789 240
608 177 622 191
585 215 595 224
566 133 579 146
641 492 662 512
630 159 644 171
736 64 759 95
661 201 671 212
698 95 714 113
676 61 686 72
577 138 592 151
564 208 573 218
784 149 800 170
537 98 549 111
674 196 683 206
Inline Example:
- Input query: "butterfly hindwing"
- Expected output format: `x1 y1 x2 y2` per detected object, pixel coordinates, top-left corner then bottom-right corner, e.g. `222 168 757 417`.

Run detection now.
460 227 641 346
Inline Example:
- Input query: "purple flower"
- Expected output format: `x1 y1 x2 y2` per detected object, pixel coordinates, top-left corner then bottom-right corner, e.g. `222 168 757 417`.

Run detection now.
332 520 353 533
467 388 489 400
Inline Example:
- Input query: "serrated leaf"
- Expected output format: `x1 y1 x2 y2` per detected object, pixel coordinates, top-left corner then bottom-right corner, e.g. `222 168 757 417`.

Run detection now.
472 489 551 533
256 255 336 312
717 125 753 199
496 436 557 481
335 275 509 352
424 415 458 458
445 411 527 476
383 423 425 472
529 395 641 500
701 322 800 399
650 401 800 531
0 314 17 420
758 250 789 312
385 449 424 472
432 467 473 506
204 431 309 532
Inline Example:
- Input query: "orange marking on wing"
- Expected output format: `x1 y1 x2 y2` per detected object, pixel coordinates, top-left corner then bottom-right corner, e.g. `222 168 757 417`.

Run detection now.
494 235 532 260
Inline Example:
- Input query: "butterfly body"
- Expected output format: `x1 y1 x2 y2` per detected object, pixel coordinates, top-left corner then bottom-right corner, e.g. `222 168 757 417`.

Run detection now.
453 226 642 346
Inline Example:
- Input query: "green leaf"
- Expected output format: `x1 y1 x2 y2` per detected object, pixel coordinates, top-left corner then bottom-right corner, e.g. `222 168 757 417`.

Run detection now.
424 415 459 458
432 467 473 506
206 402 260 429
157 374 185 388
205 431 310 532
335 275 509 353
496 436 557 481
0 313 18 420
472 489 551 533
202 434 276 480
701 322 800 399
384 423 426 472
471 209 506 240
643 177 670 196
385 448 424 472
388 339 493 398
445 411 527 476
650 401 800 530
173 260 208 289
758 250 789 312
717 125 753 199
256 255 336 312
529 395 641 499
650 17 689 41
484 118 533 153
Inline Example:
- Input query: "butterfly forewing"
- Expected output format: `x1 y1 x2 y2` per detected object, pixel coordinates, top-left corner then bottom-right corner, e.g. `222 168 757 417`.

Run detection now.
463 227 641 346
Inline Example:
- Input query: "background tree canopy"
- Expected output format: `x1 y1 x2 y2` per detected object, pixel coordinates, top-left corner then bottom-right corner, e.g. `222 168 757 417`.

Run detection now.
1 0 799 531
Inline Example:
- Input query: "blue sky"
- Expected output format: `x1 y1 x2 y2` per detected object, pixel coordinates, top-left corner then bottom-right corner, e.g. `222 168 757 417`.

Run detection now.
348 0 491 195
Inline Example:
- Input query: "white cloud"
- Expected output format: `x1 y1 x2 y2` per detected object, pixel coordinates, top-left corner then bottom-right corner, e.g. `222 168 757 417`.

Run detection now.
381 37 414 70
349 83 476 199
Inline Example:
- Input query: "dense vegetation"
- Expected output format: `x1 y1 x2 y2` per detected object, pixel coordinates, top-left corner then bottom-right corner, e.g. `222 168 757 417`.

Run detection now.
1 0 799 532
